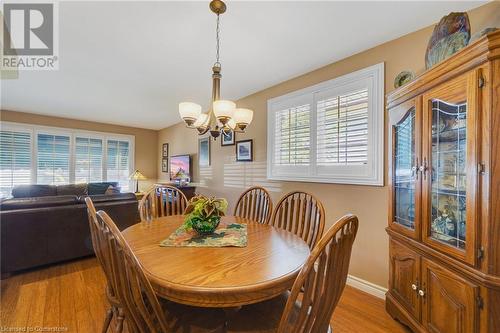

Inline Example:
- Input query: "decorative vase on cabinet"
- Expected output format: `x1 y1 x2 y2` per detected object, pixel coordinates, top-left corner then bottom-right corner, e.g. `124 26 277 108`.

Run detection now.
386 30 500 333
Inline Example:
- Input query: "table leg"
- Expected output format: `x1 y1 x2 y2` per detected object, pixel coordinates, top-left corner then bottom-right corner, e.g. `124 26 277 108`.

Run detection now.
223 306 242 331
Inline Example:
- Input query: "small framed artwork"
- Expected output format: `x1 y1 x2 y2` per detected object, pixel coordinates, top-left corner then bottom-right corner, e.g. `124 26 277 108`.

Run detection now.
162 143 169 158
236 139 253 162
161 158 168 173
199 137 211 166
221 130 235 146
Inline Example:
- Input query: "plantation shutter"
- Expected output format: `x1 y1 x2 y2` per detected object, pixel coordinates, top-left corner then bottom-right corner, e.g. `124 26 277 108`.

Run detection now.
75 137 103 183
37 133 70 185
0 130 32 198
107 139 130 190
267 63 383 185
316 88 369 166
274 104 311 166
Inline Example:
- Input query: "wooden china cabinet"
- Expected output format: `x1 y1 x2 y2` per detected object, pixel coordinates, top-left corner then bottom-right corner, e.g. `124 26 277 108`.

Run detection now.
386 31 500 333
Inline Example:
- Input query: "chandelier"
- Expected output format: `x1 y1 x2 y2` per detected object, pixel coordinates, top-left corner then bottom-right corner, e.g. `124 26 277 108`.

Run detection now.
178 0 253 139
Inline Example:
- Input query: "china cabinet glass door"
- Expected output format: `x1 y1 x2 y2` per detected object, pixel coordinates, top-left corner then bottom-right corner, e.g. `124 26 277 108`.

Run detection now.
422 72 478 265
390 98 421 239
430 100 467 249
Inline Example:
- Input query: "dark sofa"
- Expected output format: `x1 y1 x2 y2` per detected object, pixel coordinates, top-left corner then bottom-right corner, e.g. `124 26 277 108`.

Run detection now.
0 183 139 276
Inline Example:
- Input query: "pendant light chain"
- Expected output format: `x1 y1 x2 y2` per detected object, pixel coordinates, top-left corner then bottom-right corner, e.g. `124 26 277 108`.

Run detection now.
215 13 221 67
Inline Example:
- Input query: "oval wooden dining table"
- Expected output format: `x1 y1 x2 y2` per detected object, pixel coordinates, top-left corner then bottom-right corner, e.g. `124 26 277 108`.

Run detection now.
121 215 310 308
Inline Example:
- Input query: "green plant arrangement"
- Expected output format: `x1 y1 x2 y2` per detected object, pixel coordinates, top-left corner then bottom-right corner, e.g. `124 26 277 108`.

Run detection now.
183 195 228 235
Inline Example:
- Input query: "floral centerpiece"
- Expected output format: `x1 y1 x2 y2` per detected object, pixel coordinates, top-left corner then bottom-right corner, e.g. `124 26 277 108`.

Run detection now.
183 195 228 235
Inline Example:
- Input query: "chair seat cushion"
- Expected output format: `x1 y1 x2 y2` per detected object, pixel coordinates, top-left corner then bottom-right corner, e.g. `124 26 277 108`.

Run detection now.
160 299 226 332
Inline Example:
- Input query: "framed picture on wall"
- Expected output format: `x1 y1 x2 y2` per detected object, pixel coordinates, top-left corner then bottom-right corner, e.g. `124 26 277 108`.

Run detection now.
199 137 210 166
161 158 168 173
221 130 235 146
162 143 169 158
236 139 253 162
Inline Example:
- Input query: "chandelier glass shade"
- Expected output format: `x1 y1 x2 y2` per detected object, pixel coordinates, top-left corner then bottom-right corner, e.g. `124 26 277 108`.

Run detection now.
178 102 202 127
213 100 236 125
232 108 253 130
178 0 253 139
193 113 209 128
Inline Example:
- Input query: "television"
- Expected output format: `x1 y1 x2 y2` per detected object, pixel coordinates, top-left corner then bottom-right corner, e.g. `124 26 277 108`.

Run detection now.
170 155 191 181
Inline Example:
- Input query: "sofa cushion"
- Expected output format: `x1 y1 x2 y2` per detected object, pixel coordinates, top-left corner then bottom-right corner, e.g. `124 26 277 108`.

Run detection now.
88 182 119 195
0 195 79 210
57 183 88 196
83 193 136 204
11 185 57 198
104 185 121 195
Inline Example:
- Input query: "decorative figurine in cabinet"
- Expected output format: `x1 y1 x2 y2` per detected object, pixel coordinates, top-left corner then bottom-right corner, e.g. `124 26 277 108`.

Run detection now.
386 31 500 333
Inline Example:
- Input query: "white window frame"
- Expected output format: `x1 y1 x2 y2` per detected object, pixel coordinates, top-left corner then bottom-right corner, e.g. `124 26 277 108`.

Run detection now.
104 137 134 190
267 63 384 186
0 121 135 188
34 127 73 185
0 122 35 196
74 135 105 183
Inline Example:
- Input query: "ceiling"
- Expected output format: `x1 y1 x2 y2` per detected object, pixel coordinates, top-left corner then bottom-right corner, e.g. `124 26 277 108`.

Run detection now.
1 1 486 130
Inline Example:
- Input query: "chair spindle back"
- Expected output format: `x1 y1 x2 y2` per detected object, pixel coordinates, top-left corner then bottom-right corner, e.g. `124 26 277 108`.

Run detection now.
271 191 325 249
278 214 359 333
139 185 188 221
233 186 273 224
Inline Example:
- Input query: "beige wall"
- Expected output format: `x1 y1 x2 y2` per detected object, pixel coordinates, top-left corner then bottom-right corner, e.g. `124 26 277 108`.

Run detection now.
158 2 500 288
0 110 158 191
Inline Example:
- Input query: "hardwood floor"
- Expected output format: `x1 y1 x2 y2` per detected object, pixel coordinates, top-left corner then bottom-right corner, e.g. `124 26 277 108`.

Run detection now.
0 257 408 333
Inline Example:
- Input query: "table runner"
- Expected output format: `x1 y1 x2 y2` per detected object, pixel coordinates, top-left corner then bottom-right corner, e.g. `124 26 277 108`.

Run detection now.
160 221 247 247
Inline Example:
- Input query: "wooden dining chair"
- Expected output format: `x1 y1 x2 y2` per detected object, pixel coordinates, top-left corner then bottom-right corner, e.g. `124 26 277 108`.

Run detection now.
95 210 226 333
85 197 126 333
233 186 273 224
271 191 325 249
226 214 359 333
138 185 188 221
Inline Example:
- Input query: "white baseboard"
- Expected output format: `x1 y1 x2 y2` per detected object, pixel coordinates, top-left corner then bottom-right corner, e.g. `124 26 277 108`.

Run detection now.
346 275 387 300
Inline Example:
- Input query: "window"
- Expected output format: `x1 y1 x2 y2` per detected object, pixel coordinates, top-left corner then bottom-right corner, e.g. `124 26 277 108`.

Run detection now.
316 89 369 166
275 104 310 166
37 133 71 185
267 63 384 185
0 129 32 198
107 139 131 190
75 137 103 183
0 122 134 197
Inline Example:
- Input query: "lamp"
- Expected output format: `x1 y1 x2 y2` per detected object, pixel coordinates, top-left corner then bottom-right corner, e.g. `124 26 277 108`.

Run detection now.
193 113 210 134
213 100 236 125
232 108 254 131
177 0 253 140
129 170 147 193
179 102 202 127
227 118 237 130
